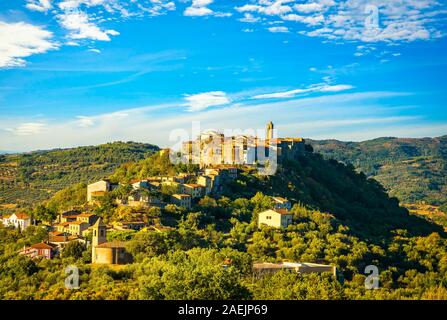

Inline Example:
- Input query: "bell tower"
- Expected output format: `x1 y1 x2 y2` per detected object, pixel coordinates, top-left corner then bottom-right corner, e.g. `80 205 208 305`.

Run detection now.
266 121 274 140
92 217 107 263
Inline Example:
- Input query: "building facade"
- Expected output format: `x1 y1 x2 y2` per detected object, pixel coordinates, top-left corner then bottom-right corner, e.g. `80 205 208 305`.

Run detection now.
171 194 192 209
91 218 132 265
258 209 293 228
87 179 117 203
180 121 305 168
2 213 31 230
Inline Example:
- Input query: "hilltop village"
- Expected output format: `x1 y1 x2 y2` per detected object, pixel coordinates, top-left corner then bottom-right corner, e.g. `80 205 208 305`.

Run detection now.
0 122 337 277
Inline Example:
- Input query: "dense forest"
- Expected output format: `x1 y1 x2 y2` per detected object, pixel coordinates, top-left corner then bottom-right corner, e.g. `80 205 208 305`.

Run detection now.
0 148 446 300
0 142 159 209
309 136 447 207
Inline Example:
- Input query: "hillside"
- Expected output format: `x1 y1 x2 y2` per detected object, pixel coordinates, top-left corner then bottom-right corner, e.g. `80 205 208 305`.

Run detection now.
1 148 446 300
223 153 444 242
308 136 447 207
0 142 159 209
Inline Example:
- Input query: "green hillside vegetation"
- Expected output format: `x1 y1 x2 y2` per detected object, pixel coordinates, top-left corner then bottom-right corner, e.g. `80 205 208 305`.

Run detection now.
0 148 446 300
308 136 447 206
0 142 158 209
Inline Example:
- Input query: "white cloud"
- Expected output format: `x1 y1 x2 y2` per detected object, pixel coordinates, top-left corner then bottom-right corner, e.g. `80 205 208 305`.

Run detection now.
76 116 95 127
267 26 289 33
294 3 323 13
252 83 354 99
184 91 231 112
0 21 58 68
5 122 46 135
239 13 261 23
58 0 107 10
236 1 293 16
3 91 444 152
184 0 230 17
184 6 213 17
235 0 446 43
282 13 324 26
57 10 119 41
26 0 53 12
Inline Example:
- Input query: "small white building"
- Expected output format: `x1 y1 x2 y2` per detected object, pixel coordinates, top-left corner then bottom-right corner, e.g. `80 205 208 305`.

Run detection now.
2 212 31 230
87 179 117 203
258 209 293 228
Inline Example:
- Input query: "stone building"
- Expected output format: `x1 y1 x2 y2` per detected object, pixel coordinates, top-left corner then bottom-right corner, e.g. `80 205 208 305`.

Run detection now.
87 179 118 203
171 193 192 209
91 218 132 265
181 121 305 168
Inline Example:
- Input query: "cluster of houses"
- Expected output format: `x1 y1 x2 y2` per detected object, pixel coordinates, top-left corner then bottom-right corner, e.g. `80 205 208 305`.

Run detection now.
181 121 305 167
87 165 239 211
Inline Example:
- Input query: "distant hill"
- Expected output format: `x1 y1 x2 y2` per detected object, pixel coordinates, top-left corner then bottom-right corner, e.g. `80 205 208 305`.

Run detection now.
308 136 447 206
0 142 159 208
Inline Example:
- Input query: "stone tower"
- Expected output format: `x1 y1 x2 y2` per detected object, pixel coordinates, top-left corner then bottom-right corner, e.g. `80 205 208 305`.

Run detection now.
266 121 274 140
92 217 107 263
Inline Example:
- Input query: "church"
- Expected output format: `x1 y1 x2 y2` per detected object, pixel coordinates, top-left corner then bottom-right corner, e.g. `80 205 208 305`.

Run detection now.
91 218 133 265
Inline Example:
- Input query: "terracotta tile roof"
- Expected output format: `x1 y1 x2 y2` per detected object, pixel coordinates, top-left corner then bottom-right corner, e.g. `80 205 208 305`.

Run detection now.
49 235 79 243
31 242 56 250
275 209 292 215
56 222 70 227
16 213 30 219
77 213 95 217
95 241 126 248
63 215 79 220
49 231 65 236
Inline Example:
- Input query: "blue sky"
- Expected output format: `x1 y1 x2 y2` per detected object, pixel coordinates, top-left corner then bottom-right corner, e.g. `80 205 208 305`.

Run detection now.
0 0 446 152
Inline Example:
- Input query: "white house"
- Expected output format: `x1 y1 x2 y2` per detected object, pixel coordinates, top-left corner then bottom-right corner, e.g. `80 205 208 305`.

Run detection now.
258 209 293 228
2 212 31 230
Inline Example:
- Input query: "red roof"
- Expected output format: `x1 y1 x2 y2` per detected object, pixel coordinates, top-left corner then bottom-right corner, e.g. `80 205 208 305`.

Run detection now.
77 213 95 218
275 209 292 215
13 212 30 220
96 241 126 248
31 242 56 250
